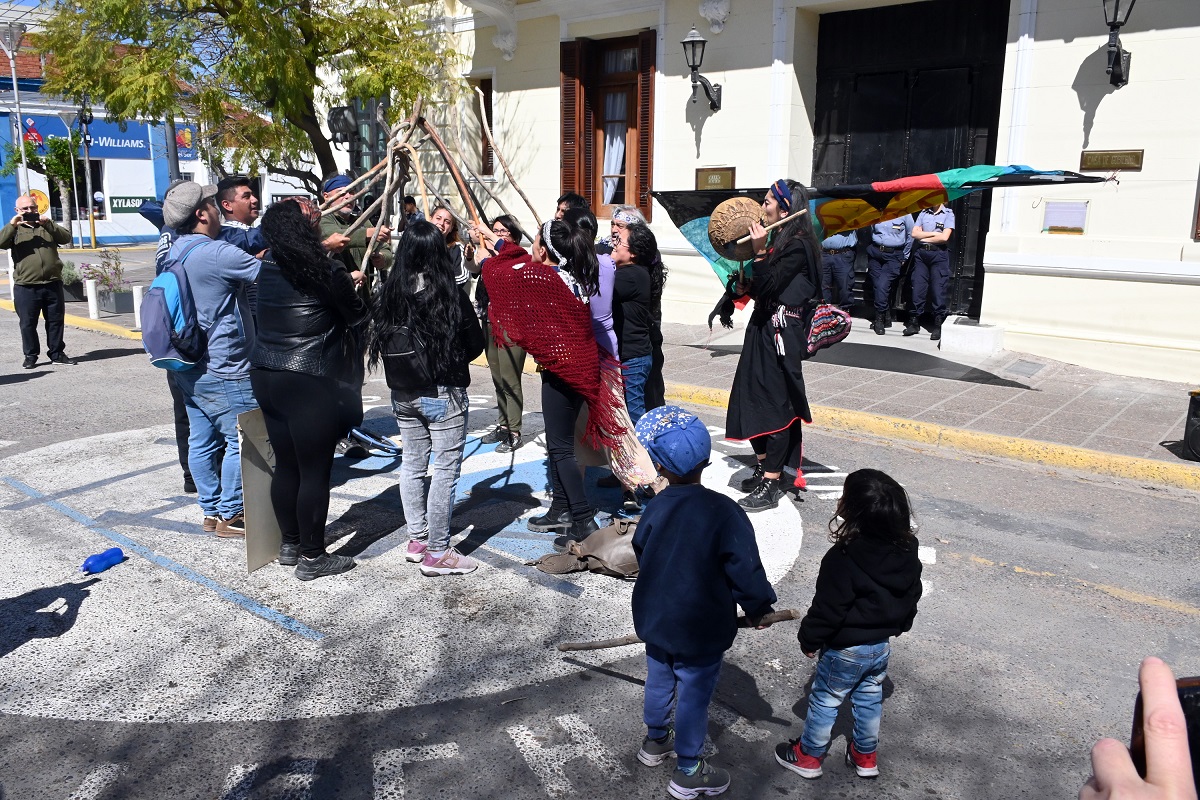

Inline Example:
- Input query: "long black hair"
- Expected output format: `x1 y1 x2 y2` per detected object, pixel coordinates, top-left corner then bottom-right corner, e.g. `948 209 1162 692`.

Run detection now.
492 214 526 245
829 469 917 550
624 223 668 303
769 180 820 265
261 199 333 297
542 218 600 298
367 220 462 376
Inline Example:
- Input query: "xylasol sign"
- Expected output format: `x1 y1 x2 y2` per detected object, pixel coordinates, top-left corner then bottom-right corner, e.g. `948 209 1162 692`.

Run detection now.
109 196 156 214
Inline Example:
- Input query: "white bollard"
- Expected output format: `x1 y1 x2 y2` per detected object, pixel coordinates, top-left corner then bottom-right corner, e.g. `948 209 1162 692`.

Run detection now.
132 285 143 330
85 278 100 320
6 260 13 301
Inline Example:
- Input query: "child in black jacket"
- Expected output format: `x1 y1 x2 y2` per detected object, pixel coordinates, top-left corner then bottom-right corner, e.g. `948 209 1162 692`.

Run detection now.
631 406 777 799
775 469 923 781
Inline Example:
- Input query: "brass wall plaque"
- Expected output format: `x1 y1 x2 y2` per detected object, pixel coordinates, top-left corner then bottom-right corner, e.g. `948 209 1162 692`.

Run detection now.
696 167 735 190
1080 150 1143 171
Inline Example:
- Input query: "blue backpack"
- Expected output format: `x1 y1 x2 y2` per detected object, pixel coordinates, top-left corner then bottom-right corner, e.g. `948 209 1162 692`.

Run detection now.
140 239 211 371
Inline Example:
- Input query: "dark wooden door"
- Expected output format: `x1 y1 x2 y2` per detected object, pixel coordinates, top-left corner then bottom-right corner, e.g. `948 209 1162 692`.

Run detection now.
812 0 1008 317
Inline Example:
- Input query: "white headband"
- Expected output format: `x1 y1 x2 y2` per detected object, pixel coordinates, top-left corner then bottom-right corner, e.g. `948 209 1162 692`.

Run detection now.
541 220 567 268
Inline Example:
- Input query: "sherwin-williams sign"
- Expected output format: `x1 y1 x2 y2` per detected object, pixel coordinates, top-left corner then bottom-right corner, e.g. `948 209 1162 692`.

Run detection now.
109 196 156 213
23 115 152 160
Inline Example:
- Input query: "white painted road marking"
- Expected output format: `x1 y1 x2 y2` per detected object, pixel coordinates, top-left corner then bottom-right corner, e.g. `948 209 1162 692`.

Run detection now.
919 546 937 564
217 764 258 800
507 714 629 798
67 764 126 800
372 744 460 800
276 759 318 800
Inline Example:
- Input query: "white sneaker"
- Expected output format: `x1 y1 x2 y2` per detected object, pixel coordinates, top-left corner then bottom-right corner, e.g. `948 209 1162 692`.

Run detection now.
420 546 480 576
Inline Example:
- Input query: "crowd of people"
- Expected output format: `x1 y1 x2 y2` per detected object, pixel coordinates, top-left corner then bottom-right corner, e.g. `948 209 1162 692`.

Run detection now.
136 176 1192 798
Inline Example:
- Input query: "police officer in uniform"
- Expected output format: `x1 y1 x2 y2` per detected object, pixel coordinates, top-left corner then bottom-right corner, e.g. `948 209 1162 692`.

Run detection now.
867 215 913 335
905 203 955 340
819 229 857 308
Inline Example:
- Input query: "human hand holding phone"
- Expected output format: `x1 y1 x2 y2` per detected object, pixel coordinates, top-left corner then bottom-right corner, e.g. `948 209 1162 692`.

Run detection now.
1080 657 1198 800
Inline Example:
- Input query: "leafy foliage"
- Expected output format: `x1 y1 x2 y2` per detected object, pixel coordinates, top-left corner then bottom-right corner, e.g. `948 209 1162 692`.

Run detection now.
0 131 85 218
35 0 459 192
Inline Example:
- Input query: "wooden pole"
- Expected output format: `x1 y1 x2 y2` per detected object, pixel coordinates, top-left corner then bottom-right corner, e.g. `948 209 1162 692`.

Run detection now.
556 609 802 652
475 86 542 228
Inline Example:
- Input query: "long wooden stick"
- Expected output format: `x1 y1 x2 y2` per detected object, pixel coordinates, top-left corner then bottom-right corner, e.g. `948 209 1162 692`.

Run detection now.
418 116 482 226
733 208 807 245
556 609 801 652
475 86 542 228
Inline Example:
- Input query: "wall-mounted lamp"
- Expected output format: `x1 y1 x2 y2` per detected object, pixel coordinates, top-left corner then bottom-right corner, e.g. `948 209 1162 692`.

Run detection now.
1102 0 1136 88
326 106 357 146
681 26 721 112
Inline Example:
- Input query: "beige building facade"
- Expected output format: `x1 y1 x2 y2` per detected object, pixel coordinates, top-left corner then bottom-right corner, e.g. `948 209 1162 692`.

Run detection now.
433 0 1200 383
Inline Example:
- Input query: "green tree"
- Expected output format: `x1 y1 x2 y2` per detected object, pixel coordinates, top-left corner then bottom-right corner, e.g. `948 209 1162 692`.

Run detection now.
35 0 457 193
0 131 83 225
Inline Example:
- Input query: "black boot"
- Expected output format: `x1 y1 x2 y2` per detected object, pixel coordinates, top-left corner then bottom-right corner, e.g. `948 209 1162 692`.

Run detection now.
931 316 945 341
554 516 599 551
528 508 571 532
872 313 886 335
884 310 893 328
740 461 766 492
739 478 784 512
902 317 921 336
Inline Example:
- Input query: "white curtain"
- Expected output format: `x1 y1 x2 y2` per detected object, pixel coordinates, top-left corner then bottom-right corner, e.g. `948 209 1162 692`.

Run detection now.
602 92 627 205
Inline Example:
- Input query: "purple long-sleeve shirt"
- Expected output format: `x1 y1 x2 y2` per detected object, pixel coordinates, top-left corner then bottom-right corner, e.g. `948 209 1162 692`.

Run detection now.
591 254 619 358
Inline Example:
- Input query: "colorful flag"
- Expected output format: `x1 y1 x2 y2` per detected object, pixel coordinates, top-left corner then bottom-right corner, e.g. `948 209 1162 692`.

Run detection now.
654 165 1105 285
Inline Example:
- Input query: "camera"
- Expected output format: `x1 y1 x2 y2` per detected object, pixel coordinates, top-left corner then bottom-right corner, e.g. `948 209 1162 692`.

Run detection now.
21 211 39 223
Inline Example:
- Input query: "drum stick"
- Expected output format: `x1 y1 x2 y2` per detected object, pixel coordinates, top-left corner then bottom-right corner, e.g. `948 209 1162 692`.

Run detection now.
733 208 807 245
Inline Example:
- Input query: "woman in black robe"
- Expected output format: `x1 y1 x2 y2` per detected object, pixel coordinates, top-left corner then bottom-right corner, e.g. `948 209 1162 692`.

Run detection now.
725 179 822 512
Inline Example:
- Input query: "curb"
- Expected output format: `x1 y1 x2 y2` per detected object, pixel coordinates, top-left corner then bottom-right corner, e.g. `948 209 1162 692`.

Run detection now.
663 382 1200 493
0 299 141 341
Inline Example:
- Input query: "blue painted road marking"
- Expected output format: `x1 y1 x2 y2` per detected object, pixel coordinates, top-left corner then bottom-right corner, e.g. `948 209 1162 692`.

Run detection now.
2 476 326 642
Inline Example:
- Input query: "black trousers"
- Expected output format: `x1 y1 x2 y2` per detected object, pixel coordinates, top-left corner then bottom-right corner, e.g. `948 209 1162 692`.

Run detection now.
541 372 593 523
167 372 193 481
250 369 359 559
750 419 803 474
645 328 666 411
866 246 905 314
13 281 66 359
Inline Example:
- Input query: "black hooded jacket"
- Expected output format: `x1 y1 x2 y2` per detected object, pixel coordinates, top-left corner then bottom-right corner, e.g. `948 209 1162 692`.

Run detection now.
798 533 923 653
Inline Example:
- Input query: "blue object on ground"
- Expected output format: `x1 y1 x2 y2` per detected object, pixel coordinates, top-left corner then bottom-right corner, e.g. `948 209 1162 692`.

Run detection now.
80 547 124 574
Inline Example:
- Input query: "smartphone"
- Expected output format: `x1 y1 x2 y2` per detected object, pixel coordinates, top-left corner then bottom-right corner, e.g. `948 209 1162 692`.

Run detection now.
22 211 39 223
1131 676 1200 789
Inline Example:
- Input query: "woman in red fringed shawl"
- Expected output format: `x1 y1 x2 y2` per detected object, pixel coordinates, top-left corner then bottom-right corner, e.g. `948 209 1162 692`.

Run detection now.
475 219 626 545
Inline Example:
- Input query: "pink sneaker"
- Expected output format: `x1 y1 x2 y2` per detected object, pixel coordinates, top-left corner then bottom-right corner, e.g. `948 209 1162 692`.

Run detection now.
405 539 428 563
420 547 479 576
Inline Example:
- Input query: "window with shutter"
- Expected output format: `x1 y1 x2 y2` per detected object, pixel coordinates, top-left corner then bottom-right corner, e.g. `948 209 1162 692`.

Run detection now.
560 32 655 221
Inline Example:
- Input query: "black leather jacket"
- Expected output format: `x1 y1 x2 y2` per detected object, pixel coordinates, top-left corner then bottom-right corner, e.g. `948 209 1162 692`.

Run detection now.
251 256 368 383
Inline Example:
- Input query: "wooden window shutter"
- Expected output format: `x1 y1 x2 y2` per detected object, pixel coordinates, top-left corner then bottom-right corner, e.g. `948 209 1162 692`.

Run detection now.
560 41 581 197
635 29 656 221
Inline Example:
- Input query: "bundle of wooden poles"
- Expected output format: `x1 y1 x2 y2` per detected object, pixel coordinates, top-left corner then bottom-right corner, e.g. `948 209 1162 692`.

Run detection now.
317 92 543 275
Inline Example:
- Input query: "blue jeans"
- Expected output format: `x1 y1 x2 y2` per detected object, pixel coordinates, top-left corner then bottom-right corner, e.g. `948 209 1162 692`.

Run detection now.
801 641 890 757
622 354 653 422
393 386 469 552
644 644 723 771
171 370 258 519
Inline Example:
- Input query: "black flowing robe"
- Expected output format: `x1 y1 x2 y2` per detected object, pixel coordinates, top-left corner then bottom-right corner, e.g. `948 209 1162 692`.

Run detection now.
725 237 822 441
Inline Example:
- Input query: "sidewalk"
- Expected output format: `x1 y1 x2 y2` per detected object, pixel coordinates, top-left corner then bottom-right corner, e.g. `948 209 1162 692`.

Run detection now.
659 319 1200 488
4 280 1197 489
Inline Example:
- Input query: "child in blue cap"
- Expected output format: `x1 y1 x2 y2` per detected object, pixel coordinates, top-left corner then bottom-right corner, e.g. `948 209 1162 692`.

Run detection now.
632 406 778 799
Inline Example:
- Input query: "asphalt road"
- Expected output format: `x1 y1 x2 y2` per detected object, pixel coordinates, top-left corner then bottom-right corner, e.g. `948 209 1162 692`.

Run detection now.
1 319 1198 800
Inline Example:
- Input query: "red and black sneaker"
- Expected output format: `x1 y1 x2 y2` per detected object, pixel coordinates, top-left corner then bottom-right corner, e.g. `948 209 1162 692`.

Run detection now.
845 742 879 778
774 738 823 779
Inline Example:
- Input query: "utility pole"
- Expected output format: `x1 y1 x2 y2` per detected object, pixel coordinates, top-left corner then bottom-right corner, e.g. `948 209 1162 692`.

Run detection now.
80 101 96 248
1 23 30 196
164 116 182 182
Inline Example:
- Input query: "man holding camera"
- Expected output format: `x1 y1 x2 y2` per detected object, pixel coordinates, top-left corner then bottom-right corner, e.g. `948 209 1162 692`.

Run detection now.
1 195 76 368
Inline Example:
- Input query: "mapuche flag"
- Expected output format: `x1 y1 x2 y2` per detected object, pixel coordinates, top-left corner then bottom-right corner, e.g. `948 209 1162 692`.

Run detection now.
654 165 1105 285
